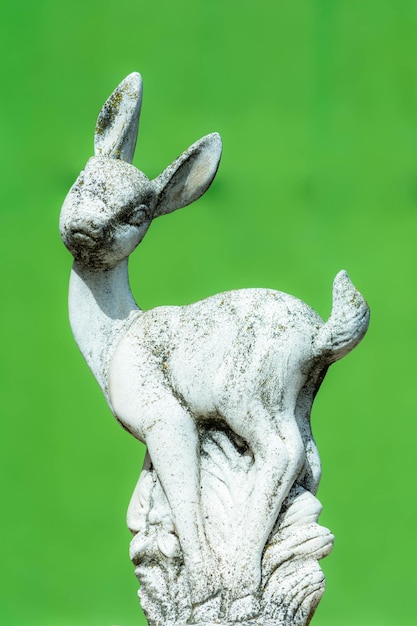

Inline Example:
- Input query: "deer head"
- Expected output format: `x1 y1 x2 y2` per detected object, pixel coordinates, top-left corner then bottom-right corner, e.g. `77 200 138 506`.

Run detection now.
59 73 222 270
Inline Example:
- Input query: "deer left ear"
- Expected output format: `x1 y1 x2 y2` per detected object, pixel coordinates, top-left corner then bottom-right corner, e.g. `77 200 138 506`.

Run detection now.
94 72 143 164
152 133 222 217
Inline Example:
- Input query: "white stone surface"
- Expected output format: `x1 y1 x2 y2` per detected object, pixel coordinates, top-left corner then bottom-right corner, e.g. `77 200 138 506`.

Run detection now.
60 73 370 625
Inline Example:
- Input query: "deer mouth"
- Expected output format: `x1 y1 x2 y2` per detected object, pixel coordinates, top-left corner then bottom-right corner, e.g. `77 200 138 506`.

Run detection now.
71 229 101 246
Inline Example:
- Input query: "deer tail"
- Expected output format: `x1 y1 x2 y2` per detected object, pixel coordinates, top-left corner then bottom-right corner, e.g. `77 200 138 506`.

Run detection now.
313 270 370 364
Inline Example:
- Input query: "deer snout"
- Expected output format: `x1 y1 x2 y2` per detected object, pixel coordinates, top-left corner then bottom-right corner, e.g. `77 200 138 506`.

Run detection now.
70 229 102 248
70 218 104 241
61 216 106 251
60 192 109 246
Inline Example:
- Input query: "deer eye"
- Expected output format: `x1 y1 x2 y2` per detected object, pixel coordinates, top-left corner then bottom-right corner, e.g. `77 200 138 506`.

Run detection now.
128 204 149 226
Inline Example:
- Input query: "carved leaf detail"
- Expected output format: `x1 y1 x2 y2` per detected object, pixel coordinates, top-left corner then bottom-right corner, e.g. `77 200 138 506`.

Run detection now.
262 485 334 625
200 429 254 552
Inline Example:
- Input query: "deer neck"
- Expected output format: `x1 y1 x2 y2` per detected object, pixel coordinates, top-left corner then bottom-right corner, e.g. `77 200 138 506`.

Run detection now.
68 258 140 400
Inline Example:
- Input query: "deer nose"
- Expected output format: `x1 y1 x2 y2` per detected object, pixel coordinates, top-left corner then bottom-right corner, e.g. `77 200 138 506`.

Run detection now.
71 217 103 236
69 219 104 246
68 196 109 240
71 230 101 246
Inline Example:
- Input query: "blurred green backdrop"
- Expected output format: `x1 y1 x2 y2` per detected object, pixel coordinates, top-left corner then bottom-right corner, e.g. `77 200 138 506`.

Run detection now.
1 1 416 624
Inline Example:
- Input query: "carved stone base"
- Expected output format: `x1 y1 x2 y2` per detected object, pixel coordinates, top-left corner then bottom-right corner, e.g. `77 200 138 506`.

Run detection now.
128 429 333 626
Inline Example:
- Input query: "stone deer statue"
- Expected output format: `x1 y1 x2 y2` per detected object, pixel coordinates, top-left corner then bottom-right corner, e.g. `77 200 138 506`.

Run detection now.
60 73 369 617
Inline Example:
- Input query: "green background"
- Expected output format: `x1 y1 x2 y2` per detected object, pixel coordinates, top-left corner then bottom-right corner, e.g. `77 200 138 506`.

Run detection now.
1 1 416 624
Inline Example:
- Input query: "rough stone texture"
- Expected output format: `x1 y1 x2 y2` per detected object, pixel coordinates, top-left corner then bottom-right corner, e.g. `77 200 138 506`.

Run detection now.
60 73 370 626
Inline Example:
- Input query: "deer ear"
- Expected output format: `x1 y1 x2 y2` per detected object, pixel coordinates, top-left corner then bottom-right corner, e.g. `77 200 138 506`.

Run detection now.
152 133 222 217
94 72 143 164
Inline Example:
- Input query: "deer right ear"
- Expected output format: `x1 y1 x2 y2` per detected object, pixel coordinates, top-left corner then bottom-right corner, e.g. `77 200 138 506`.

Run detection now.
94 72 143 164
153 133 222 218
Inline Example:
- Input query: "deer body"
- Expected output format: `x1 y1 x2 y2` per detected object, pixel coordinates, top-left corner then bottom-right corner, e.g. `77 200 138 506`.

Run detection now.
60 73 370 606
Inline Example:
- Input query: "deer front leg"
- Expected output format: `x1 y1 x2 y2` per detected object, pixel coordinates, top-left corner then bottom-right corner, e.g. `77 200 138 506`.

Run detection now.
137 399 221 605
110 358 220 604
110 347 222 604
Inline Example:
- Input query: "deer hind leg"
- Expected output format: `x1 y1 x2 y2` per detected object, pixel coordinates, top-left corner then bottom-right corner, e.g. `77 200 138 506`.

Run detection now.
223 400 305 599
141 396 220 604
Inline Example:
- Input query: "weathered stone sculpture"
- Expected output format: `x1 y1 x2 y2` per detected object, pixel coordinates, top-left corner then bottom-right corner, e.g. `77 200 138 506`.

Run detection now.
60 73 369 626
